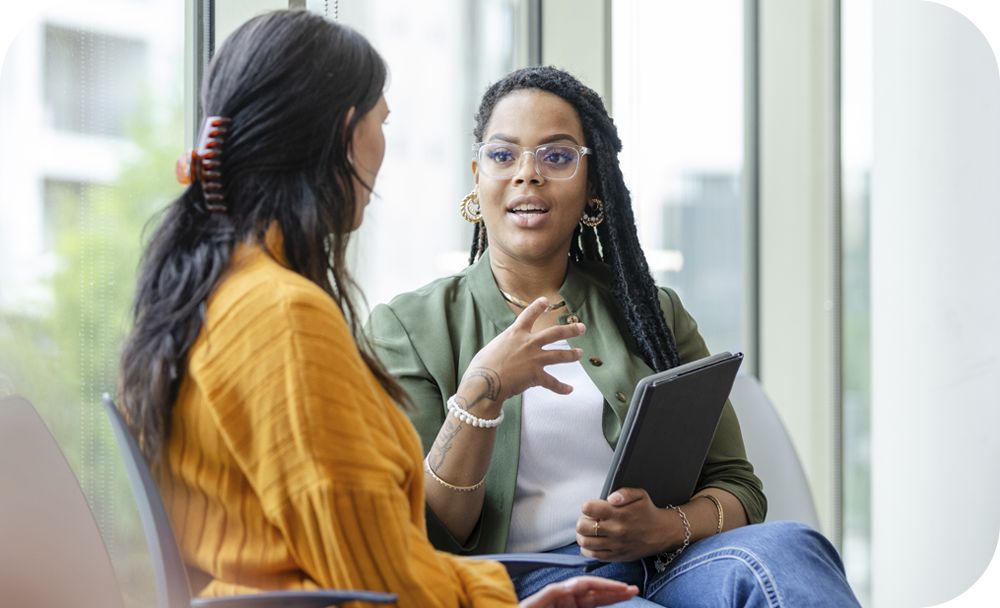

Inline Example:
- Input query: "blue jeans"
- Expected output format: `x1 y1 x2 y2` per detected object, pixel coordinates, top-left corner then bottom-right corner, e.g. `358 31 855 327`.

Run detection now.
511 521 860 607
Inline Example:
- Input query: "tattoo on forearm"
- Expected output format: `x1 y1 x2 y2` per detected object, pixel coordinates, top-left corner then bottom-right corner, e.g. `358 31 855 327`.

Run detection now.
465 367 501 407
428 415 462 470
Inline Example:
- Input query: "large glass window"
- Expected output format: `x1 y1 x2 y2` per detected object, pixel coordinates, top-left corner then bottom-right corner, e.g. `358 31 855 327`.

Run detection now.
335 0 519 307
44 25 148 136
0 1 184 604
841 0 872 605
611 0 749 359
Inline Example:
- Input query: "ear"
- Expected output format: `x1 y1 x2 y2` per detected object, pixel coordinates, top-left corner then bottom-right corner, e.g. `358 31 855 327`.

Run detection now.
471 159 480 188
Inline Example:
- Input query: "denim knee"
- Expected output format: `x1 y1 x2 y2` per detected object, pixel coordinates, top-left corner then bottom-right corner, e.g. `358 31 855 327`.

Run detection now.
644 521 859 607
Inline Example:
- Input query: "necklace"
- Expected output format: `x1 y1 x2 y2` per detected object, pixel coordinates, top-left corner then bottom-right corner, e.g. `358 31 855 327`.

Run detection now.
498 288 567 312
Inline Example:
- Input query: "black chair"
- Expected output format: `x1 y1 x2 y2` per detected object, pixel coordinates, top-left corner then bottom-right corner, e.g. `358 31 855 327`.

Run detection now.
472 552 596 577
102 394 396 608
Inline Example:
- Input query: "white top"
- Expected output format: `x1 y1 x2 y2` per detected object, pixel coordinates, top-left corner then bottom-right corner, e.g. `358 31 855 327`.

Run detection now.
506 340 614 553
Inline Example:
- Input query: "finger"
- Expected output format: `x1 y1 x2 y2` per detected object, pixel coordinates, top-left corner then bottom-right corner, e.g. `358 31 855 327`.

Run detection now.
512 297 550 331
576 533 616 553
533 321 586 345
607 487 648 507
580 499 615 521
578 545 616 560
538 372 574 395
540 348 584 366
574 515 616 539
575 586 641 608
562 576 634 594
523 580 588 608
577 586 640 608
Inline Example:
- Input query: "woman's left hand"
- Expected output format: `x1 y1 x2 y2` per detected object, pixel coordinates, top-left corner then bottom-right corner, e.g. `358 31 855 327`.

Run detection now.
575 488 680 562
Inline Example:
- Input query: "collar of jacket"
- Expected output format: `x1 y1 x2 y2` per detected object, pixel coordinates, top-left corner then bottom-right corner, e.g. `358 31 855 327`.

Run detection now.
464 249 650 430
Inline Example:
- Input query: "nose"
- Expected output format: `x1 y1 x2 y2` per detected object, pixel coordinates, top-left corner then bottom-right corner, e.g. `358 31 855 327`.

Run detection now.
513 150 544 185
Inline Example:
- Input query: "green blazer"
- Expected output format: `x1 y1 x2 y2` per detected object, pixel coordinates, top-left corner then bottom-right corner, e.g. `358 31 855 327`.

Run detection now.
366 252 766 555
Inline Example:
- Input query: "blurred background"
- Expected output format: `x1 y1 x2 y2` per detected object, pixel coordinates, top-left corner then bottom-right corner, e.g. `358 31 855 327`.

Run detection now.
1 1 998 606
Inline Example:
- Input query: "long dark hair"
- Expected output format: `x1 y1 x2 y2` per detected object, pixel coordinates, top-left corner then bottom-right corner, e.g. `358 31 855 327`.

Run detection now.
469 66 680 372
119 10 407 462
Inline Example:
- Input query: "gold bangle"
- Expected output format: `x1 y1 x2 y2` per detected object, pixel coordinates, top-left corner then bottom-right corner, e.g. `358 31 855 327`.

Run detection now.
423 457 486 492
700 494 724 534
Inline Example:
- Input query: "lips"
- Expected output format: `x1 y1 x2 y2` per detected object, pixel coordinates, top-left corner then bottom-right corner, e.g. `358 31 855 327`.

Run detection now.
506 195 551 228
506 195 550 215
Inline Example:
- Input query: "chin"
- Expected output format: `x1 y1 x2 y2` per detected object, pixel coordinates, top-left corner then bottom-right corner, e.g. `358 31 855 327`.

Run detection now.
348 199 369 231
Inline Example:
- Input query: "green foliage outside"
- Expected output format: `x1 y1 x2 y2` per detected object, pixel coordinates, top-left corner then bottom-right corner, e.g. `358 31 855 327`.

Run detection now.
0 102 183 606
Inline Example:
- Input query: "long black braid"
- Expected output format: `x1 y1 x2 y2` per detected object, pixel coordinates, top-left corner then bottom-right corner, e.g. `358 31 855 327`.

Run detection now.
469 66 680 372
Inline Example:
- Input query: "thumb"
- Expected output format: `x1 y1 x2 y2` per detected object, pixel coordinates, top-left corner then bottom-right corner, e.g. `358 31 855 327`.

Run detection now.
608 487 648 506
512 297 548 330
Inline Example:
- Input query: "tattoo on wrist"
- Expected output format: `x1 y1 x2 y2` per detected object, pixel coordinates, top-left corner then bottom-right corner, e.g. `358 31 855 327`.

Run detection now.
428 415 462 470
465 368 501 406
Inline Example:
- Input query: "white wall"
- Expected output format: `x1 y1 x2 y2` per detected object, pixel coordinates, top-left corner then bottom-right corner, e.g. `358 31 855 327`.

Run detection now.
871 0 1000 605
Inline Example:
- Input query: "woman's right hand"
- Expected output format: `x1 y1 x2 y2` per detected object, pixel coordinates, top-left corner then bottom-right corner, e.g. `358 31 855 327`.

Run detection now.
519 576 639 608
457 297 585 412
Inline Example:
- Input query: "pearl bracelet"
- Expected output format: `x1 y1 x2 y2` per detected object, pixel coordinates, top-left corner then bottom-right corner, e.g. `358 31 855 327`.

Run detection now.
447 394 504 429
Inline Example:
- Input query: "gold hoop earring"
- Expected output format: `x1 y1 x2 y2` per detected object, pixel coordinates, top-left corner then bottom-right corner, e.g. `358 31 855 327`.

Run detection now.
460 190 482 223
580 197 604 227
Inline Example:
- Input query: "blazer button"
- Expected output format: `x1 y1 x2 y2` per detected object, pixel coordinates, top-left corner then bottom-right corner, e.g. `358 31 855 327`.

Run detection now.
589 357 603 367
566 314 580 324
615 391 627 403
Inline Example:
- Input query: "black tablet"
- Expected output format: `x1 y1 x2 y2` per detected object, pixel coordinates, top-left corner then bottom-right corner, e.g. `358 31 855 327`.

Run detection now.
600 352 743 508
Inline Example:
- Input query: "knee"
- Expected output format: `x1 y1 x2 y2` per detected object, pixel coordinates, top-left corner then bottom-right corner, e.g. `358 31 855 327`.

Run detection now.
733 521 846 573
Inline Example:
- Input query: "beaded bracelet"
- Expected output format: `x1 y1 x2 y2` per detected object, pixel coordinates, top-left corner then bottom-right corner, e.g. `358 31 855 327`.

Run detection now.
424 457 486 492
447 394 504 429
654 505 692 573
700 494 725 534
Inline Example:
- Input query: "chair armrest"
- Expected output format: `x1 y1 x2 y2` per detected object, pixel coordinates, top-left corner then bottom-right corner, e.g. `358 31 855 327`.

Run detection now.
471 552 600 578
191 589 396 607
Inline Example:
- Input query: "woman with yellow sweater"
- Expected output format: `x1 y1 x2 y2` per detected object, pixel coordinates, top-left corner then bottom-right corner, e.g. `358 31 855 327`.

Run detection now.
117 10 636 608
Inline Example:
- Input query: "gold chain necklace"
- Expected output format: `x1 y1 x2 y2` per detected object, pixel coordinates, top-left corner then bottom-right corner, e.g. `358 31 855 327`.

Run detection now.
498 288 567 312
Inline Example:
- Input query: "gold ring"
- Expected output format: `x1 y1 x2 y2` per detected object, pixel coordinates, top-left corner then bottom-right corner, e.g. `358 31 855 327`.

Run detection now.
592 519 601 537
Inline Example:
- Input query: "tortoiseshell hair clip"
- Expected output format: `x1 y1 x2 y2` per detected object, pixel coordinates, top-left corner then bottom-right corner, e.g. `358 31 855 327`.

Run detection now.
175 116 232 213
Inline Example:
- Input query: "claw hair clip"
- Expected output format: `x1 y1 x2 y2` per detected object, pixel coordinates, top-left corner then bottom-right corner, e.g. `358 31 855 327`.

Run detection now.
175 116 232 213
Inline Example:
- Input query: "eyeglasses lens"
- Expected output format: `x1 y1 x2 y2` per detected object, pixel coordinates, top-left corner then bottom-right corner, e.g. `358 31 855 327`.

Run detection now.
479 143 581 179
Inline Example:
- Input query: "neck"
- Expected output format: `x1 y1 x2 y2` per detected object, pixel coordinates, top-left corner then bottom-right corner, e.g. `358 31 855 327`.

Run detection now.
488 247 570 303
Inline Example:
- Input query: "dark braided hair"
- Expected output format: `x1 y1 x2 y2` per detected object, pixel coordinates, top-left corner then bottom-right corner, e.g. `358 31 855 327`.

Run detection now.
470 66 680 372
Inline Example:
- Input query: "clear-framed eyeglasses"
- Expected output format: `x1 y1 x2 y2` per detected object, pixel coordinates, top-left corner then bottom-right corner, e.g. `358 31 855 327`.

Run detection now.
473 141 592 180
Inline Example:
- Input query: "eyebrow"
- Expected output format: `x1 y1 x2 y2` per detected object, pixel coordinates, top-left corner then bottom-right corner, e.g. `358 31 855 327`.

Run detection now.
488 133 582 145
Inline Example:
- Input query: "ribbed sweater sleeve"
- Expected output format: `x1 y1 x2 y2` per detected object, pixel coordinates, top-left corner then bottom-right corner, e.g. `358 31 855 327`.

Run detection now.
178 252 516 607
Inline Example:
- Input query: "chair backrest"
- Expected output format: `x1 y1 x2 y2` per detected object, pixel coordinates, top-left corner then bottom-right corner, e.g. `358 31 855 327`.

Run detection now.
102 394 193 608
0 395 124 607
729 374 821 529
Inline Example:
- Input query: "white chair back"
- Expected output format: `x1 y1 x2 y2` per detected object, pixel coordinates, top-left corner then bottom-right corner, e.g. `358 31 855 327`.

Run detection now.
729 374 821 529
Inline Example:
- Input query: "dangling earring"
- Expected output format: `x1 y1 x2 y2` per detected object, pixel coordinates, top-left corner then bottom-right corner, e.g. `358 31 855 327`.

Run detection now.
580 197 604 227
460 190 482 223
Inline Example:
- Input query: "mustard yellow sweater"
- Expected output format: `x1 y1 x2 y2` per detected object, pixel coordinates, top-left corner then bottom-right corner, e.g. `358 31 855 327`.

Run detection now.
158 238 516 607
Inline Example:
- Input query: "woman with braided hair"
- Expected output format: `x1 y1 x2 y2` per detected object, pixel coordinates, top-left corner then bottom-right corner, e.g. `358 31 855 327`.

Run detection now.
367 66 860 606
118 12 639 607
